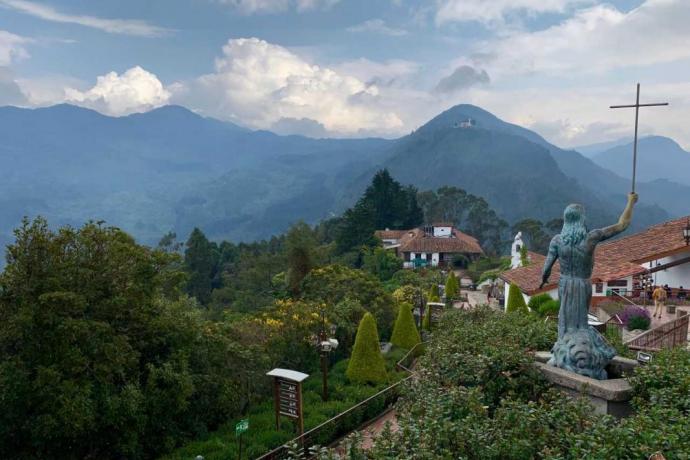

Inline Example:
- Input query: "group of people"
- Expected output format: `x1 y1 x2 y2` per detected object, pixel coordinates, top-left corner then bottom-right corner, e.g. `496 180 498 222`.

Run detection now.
650 284 687 318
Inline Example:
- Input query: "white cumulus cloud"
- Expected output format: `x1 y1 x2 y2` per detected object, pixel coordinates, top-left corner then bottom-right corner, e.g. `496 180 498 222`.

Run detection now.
0 30 30 66
64 66 171 116
476 0 690 77
188 37 403 135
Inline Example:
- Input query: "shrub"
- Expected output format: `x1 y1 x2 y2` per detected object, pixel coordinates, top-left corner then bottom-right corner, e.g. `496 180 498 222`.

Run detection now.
619 305 651 330
422 304 432 331
506 283 528 313
527 293 552 312
428 284 440 302
537 299 560 318
444 272 459 300
346 313 388 383
391 302 421 349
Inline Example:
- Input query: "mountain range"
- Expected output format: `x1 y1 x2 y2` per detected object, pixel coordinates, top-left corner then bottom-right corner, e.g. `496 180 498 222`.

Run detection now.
1 103 688 254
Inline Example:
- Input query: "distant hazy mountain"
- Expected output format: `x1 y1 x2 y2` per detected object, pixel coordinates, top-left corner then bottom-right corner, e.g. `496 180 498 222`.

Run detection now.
592 136 690 187
0 104 390 249
573 138 630 158
354 105 673 231
0 103 685 255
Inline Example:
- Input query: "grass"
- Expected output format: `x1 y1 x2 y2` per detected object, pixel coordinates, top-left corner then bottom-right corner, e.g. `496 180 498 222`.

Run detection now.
161 348 409 460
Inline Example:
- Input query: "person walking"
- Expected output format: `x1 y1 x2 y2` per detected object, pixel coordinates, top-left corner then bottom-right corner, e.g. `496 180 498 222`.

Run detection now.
652 285 667 318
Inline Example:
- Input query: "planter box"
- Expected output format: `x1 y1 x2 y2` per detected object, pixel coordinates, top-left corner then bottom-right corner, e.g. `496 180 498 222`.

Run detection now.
534 351 639 418
666 305 676 314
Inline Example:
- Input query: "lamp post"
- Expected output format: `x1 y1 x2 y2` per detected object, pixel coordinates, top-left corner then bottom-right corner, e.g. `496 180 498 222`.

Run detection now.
683 218 690 246
317 309 338 401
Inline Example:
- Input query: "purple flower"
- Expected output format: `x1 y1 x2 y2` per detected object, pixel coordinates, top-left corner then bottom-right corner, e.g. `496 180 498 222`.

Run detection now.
618 305 651 328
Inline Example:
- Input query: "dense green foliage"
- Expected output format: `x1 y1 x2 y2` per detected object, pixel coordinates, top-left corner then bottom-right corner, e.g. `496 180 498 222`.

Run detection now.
427 283 440 302
184 227 219 303
165 353 406 460
467 256 511 284
444 271 459 300
336 169 423 256
527 293 552 311
390 303 421 350
302 265 395 340
538 299 560 318
0 219 266 459
506 283 528 313
351 308 690 459
346 313 388 384
362 247 403 281
285 221 318 295
511 218 563 255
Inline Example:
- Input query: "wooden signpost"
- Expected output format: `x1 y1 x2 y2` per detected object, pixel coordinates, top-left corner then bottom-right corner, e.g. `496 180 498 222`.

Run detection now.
266 368 309 437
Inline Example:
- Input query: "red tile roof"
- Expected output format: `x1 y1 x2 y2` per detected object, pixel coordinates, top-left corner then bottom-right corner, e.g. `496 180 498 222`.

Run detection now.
397 227 483 254
375 229 406 240
501 216 690 295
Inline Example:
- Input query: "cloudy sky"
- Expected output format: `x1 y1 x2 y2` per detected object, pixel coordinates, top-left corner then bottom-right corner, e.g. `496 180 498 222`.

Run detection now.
2 0 689 148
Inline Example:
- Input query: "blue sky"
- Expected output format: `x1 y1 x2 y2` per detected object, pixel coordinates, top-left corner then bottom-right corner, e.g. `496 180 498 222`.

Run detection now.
2 0 690 148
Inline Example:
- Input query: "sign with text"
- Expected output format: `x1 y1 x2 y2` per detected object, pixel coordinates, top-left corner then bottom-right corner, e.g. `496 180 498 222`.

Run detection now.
267 368 308 436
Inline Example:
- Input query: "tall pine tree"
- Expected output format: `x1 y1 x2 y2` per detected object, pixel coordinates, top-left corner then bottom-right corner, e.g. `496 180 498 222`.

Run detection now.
184 228 218 304
336 169 423 254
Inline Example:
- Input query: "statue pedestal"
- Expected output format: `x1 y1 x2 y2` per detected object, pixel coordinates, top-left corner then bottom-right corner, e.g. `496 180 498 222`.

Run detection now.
534 351 639 418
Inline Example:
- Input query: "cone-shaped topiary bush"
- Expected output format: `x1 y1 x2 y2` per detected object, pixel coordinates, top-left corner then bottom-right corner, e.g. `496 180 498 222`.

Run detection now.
428 284 440 302
346 312 388 383
506 283 528 313
445 272 459 300
422 303 432 331
391 302 422 349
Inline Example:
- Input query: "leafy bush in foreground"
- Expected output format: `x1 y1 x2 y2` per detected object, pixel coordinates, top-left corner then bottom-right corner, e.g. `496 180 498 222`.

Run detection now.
354 308 690 459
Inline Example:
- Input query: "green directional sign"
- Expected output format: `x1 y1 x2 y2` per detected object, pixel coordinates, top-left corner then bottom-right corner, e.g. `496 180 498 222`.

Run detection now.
235 419 249 437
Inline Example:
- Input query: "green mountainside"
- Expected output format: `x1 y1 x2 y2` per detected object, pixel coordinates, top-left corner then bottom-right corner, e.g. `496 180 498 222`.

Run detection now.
0 103 684 253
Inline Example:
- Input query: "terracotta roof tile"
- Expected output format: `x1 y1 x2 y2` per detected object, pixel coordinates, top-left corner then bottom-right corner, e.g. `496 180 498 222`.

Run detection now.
397 228 483 254
375 230 406 240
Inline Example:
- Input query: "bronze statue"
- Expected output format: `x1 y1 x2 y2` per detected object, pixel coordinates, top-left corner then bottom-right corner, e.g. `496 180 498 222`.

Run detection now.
541 193 638 379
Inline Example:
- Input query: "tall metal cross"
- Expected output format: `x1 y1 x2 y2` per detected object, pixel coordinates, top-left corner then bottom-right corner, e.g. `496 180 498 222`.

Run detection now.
610 83 668 193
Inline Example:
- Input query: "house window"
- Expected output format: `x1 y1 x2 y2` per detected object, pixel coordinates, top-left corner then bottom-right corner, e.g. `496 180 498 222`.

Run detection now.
607 279 628 287
595 283 603 294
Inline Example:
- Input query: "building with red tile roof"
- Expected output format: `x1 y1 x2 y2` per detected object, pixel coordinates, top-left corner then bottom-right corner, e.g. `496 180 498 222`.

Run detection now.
375 223 483 268
500 216 690 310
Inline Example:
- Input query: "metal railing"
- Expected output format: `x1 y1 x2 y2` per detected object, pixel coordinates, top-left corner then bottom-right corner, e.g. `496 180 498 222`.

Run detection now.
624 313 689 352
255 342 426 460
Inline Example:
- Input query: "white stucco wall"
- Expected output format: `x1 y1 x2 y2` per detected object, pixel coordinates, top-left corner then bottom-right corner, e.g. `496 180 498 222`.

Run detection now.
645 251 690 288
591 276 633 297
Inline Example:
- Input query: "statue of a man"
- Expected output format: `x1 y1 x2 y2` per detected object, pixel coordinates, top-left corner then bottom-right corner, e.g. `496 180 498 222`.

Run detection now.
541 193 638 379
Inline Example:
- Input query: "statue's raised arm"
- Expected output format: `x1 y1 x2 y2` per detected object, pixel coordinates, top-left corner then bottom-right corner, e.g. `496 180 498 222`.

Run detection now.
588 192 638 243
